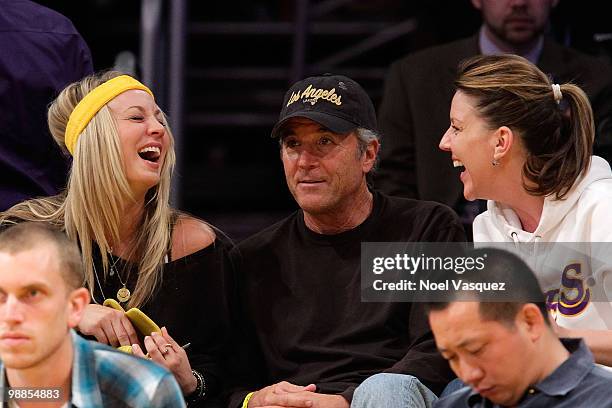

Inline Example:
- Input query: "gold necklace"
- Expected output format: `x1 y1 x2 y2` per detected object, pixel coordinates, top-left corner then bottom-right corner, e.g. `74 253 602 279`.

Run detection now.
109 249 131 303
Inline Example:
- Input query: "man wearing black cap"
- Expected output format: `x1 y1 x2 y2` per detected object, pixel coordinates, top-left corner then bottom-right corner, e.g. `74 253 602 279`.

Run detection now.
229 74 465 408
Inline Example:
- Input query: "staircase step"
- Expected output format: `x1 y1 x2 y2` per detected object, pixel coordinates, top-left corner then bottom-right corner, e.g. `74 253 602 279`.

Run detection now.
188 22 391 35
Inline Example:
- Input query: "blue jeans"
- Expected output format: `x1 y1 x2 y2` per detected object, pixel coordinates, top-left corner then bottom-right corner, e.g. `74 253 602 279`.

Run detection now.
352 373 437 408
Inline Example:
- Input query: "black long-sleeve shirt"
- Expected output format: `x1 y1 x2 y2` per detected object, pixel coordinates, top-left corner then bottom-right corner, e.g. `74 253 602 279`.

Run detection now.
228 191 465 407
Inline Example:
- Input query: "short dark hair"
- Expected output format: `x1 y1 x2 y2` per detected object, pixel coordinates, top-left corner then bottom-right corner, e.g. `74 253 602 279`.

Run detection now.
425 248 550 327
0 222 84 290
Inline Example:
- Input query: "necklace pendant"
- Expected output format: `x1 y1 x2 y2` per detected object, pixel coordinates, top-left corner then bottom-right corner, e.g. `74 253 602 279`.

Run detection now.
117 286 131 303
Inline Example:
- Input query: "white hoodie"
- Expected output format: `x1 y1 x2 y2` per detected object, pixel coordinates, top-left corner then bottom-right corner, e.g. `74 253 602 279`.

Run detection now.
474 156 612 330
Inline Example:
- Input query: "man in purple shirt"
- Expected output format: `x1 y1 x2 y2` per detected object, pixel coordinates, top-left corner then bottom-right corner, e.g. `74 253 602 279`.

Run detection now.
0 0 93 210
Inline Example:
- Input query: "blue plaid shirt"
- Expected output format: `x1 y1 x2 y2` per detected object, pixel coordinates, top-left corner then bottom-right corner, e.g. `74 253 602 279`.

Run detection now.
0 331 185 407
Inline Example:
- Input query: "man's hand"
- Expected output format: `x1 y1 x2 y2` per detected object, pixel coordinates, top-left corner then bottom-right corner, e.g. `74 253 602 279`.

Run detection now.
249 381 316 407
249 382 349 408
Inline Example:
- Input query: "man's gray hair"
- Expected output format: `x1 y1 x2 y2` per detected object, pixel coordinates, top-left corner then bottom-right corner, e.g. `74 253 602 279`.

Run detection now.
356 127 381 174
356 127 380 154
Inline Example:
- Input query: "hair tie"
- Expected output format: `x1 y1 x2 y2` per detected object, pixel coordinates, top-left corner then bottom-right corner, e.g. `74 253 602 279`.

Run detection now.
551 83 562 104
64 75 154 156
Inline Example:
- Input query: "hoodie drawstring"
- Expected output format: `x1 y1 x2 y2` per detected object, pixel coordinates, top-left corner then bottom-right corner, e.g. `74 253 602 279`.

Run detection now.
510 231 519 249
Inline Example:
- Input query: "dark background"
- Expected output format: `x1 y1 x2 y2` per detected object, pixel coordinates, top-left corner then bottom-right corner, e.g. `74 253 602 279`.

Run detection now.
36 0 612 240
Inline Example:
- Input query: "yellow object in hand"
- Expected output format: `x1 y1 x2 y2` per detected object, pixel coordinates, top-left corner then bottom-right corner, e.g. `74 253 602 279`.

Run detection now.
102 299 162 354
103 298 125 312
118 345 133 353
125 308 161 336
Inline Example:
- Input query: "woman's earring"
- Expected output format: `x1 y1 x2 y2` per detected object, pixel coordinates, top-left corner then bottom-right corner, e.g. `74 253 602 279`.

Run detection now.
491 159 500 166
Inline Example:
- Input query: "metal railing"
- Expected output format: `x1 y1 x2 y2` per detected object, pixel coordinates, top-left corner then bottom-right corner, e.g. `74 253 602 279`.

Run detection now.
140 0 186 207
139 0 417 206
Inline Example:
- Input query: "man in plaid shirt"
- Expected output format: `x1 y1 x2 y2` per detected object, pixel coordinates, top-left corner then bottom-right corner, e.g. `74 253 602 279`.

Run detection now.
0 223 185 407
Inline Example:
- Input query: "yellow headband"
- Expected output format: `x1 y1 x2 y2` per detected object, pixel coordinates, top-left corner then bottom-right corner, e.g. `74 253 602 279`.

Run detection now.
64 75 154 155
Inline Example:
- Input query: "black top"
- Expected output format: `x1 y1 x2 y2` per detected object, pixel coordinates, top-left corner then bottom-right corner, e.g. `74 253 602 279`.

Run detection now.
434 339 612 408
90 237 234 407
228 191 465 407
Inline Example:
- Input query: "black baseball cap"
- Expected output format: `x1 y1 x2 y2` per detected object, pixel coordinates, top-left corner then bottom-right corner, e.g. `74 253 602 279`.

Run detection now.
271 74 378 138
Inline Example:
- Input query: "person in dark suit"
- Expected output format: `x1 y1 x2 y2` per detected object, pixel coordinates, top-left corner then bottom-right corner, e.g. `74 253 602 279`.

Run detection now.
375 0 612 235
0 0 93 210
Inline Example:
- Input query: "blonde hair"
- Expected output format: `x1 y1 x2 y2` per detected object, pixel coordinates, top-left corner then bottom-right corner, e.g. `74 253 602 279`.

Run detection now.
455 54 594 199
0 70 176 308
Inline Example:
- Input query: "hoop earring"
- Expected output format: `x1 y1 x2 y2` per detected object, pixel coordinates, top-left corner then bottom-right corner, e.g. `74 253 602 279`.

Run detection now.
492 159 500 166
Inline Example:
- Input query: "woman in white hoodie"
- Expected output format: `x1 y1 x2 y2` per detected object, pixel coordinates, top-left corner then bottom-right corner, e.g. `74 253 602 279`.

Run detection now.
439 54 612 366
